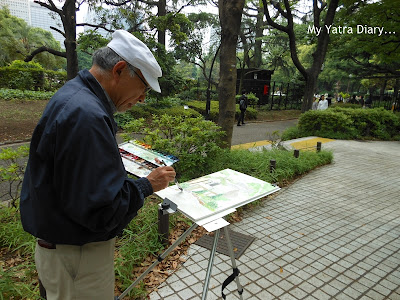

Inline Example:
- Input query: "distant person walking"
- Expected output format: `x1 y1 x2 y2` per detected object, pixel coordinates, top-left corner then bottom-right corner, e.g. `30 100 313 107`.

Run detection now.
312 96 319 110
237 92 248 126
317 95 328 110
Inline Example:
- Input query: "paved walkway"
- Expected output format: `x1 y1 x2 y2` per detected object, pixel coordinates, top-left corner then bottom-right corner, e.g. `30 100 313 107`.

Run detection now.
149 139 400 299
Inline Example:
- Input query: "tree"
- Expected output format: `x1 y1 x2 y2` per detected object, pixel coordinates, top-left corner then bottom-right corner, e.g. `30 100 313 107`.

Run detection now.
0 7 64 70
174 12 219 81
27 0 80 80
330 0 400 80
218 0 245 148
261 0 340 112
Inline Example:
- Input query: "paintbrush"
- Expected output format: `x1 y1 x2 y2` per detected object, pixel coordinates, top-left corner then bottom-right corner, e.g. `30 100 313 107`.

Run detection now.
160 160 183 191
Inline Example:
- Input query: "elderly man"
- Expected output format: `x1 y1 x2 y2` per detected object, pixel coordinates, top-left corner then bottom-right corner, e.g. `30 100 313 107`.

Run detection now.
20 30 176 300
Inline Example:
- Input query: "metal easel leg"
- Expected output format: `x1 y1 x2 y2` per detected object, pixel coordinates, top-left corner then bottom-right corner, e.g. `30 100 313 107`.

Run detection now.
116 222 198 300
223 226 244 300
201 228 221 300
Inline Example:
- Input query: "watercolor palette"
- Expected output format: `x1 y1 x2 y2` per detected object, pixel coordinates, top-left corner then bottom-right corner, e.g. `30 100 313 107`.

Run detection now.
119 140 179 177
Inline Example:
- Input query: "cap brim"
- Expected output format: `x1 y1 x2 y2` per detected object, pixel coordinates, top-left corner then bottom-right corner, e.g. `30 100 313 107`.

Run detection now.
141 69 161 93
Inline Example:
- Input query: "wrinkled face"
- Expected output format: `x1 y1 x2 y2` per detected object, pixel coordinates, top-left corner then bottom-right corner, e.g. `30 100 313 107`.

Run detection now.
112 65 149 112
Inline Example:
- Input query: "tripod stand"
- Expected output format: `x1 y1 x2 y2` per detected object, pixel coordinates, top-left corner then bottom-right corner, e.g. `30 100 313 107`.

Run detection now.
116 202 243 300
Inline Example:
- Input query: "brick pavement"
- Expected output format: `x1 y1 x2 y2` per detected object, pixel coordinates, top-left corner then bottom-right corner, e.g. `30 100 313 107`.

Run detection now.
149 140 400 300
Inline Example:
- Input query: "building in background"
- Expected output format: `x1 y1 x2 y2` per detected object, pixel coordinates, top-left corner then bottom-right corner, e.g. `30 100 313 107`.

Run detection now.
0 0 64 48
0 0 30 23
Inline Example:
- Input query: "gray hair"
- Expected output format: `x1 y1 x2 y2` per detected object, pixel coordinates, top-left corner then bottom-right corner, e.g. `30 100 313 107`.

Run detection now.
92 47 137 77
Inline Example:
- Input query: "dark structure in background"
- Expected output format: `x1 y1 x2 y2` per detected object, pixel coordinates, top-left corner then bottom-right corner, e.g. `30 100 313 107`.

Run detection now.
237 68 305 110
236 68 273 105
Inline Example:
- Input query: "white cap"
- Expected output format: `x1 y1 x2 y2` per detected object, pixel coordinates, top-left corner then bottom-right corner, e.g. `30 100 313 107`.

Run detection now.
107 30 162 93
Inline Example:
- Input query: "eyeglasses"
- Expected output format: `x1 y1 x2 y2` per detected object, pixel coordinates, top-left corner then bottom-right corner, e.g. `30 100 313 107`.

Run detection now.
133 69 152 93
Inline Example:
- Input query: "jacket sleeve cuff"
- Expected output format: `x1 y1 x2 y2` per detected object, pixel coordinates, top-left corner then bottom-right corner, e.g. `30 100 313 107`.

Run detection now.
134 177 153 198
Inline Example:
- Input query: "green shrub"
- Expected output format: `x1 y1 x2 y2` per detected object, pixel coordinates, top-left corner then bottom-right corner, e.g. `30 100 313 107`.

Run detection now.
0 88 54 100
114 104 201 128
0 61 66 92
144 96 186 109
187 147 333 186
122 115 226 179
235 92 259 107
298 110 357 139
0 146 29 207
43 70 67 91
285 107 400 140
281 126 302 141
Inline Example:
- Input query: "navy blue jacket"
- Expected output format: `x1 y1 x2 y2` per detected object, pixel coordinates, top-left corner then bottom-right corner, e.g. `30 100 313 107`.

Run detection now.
20 70 153 246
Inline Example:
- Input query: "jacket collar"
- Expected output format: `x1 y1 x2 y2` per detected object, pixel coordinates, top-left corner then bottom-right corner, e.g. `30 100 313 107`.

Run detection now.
78 69 118 132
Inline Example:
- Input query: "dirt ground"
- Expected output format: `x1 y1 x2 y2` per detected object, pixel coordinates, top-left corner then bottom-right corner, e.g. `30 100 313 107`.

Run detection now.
0 100 48 144
0 99 301 144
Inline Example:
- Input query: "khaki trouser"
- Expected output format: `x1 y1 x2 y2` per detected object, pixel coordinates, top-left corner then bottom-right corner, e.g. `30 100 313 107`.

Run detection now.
35 238 115 300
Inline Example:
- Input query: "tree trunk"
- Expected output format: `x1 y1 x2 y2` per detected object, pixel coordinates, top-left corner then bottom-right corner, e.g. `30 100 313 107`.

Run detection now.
253 7 263 68
62 0 78 80
262 0 339 112
302 73 316 112
158 0 166 47
218 0 245 148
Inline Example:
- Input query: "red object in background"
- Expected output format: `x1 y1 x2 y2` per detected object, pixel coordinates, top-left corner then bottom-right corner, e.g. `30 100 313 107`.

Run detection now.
263 85 269 95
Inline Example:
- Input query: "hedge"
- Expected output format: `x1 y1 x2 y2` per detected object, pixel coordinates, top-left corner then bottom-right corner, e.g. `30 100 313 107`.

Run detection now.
297 107 400 140
114 104 201 128
0 67 66 91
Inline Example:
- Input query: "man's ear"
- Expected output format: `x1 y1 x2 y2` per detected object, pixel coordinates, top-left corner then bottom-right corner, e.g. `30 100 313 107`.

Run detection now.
112 61 127 80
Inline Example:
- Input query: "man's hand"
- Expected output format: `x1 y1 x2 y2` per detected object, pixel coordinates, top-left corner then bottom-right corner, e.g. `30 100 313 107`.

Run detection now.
147 166 176 192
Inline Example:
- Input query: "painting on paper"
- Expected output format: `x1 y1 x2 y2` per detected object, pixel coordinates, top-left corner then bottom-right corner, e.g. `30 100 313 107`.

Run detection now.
156 169 280 222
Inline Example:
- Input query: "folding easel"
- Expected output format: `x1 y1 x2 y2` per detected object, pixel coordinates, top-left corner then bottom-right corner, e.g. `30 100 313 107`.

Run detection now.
115 199 243 300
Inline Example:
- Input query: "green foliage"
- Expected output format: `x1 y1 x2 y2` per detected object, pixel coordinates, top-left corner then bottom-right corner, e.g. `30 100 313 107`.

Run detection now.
298 110 357 139
0 61 66 91
235 92 259 106
0 88 54 100
207 148 333 185
0 146 29 207
9 60 43 70
114 101 201 128
122 115 226 179
177 86 218 102
144 97 186 108
77 30 109 55
0 204 38 299
187 100 258 122
0 8 64 70
0 205 35 255
0 60 43 91
281 126 302 141
285 108 400 140
330 1 400 80
149 13 193 45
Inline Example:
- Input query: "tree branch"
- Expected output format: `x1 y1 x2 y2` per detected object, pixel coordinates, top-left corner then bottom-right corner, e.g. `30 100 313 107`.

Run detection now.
50 26 65 37
262 0 288 33
24 46 66 62
271 0 288 19
34 0 62 15
77 23 114 33
103 0 132 6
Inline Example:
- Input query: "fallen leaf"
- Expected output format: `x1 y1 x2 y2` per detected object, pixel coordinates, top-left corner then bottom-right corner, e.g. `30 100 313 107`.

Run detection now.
233 247 238 252
280 267 283 273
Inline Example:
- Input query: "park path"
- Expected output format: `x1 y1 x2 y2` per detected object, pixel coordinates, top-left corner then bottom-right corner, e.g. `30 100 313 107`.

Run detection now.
148 139 400 300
